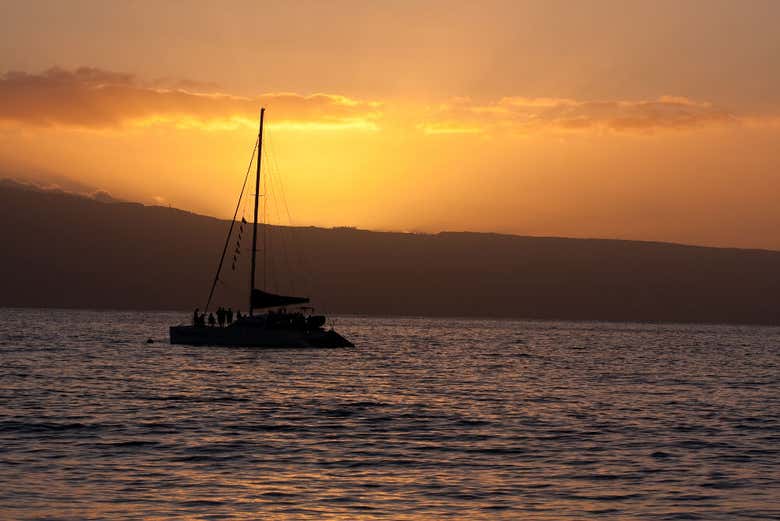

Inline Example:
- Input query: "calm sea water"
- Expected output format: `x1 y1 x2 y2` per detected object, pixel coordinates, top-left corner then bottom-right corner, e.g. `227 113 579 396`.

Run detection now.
0 309 778 520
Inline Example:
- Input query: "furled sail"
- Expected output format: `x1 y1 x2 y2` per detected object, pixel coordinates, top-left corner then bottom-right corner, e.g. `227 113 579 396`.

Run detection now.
251 289 309 309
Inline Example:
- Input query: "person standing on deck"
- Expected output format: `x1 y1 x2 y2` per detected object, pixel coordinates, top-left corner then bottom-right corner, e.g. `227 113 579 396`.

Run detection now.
217 307 225 327
226 308 234 325
208 312 216 327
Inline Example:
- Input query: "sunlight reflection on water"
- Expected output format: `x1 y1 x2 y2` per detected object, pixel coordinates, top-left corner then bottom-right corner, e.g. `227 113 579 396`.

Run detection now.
0 309 779 519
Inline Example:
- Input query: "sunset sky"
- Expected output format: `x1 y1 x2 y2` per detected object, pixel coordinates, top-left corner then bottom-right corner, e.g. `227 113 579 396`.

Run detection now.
2 0 779 249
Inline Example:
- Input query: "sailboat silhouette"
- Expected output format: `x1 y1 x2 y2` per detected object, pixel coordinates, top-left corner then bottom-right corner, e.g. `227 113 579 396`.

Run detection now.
169 108 353 348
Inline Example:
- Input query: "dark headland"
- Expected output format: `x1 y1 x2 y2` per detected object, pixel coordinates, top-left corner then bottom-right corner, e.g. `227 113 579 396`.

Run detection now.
2 179 779 326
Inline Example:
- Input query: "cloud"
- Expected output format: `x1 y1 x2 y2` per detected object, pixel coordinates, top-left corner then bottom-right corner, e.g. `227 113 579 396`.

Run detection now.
418 122 486 135
419 95 738 135
1 177 121 203
0 67 382 131
91 189 119 203
0 66 763 137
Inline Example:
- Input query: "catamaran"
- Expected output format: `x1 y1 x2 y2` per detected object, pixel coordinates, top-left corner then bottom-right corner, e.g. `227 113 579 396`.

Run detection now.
169 108 353 348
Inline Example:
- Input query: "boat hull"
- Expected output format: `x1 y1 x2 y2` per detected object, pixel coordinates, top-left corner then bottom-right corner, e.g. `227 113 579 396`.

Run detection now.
169 324 353 348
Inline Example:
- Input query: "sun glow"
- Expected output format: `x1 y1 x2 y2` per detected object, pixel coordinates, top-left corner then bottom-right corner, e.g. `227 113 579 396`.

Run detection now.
1 61 779 249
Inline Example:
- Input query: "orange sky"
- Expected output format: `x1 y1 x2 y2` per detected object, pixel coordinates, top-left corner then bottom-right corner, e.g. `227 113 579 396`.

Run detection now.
1 0 780 249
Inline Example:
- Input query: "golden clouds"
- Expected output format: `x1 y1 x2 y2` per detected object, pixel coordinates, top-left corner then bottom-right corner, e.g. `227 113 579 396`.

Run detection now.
0 67 382 131
419 95 737 135
0 67 749 137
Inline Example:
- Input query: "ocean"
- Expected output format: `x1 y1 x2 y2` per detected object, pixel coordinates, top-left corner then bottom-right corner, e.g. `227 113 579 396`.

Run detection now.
0 308 778 520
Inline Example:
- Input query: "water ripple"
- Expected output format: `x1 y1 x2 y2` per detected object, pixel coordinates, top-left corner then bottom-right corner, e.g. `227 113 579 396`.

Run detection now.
0 309 778 519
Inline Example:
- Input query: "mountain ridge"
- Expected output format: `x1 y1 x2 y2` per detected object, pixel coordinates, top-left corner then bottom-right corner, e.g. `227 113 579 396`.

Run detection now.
2 181 779 325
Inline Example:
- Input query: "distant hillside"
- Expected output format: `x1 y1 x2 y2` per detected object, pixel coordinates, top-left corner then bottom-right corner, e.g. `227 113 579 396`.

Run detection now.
1 181 779 325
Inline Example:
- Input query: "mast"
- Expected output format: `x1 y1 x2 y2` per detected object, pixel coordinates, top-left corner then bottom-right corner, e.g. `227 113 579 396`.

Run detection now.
249 107 265 316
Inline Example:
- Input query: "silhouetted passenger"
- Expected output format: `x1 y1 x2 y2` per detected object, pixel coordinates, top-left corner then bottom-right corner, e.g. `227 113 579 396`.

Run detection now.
293 312 305 330
236 310 242 322
227 307 233 325
208 312 216 327
193 308 200 326
217 307 226 327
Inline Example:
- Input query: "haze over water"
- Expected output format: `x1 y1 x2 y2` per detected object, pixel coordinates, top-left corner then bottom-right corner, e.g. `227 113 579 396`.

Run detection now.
1 309 778 519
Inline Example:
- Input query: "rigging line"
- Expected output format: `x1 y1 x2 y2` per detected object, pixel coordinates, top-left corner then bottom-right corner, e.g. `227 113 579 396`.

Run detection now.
269 153 292 295
204 138 258 312
264 139 285 294
266 134 303 291
267 132 295 226
233 194 249 273
240 179 251 223
264 138 291 293
271 167 293 294
266 133 317 308
271 159 286 294
262 143 268 291
264 149 277 292
268 216 280 294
